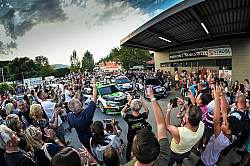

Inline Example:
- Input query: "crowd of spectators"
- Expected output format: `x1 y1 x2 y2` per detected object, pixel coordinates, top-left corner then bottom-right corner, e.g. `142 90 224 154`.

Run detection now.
0 68 249 166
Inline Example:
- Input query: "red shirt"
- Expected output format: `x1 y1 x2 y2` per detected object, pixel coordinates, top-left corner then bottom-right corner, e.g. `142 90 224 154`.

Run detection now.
1 96 6 103
78 80 82 87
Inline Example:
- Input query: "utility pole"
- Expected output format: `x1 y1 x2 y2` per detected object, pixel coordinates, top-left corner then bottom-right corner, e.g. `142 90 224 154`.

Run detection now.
22 72 24 83
0 68 4 82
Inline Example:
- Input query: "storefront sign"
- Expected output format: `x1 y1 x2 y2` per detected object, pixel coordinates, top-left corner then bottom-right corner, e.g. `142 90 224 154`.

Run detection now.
208 47 232 57
169 50 207 60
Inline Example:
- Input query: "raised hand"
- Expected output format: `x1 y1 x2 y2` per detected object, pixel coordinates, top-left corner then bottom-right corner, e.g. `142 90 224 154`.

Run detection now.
147 85 155 99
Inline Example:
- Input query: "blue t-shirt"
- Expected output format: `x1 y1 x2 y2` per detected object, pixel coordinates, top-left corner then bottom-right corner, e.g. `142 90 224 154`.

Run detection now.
36 144 64 166
189 84 197 96
67 101 96 143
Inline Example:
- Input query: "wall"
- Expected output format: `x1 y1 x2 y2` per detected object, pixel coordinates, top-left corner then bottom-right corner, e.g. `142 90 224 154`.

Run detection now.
231 38 250 85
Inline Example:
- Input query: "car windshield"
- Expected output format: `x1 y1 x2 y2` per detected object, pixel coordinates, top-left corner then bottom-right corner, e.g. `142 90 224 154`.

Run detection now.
116 78 130 84
99 85 120 95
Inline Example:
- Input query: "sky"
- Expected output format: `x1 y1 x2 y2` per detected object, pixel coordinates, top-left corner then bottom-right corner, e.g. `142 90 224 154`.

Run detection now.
0 0 183 65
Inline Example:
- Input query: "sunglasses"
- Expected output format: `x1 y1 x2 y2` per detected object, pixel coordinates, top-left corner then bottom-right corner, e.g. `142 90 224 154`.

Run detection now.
17 98 23 101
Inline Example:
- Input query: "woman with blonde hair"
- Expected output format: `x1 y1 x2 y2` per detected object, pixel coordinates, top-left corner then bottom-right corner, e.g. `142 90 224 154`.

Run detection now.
5 103 14 115
24 126 64 166
30 104 65 144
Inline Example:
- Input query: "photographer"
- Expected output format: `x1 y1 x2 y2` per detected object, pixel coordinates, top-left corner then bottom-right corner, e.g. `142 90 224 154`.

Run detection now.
104 119 122 138
121 96 149 162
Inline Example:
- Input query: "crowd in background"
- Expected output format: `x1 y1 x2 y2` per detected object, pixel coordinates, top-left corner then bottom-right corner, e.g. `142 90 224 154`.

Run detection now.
0 67 250 166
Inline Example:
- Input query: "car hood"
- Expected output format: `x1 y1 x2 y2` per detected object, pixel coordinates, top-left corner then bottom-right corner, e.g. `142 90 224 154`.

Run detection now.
103 92 127 101
117 83 133 88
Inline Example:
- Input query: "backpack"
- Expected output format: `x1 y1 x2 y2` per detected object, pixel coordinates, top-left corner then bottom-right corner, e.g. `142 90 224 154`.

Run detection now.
231 109 250 148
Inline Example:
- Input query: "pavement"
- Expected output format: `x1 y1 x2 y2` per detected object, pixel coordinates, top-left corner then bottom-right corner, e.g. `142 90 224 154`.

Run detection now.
63 89 243 166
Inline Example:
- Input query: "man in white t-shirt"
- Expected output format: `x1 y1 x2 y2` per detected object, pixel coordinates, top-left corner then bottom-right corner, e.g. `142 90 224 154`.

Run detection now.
37 91 62 126
64 84 72 102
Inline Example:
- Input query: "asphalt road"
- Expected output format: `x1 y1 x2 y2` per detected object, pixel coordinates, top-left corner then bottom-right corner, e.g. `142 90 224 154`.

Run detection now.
64 90 243 166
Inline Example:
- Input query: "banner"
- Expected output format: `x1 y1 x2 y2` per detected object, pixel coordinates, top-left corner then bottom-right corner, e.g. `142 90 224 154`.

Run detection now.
208 47 232 57
169 50 207 60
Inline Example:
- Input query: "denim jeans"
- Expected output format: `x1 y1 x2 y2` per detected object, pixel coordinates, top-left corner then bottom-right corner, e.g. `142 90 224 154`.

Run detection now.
180 88 186 97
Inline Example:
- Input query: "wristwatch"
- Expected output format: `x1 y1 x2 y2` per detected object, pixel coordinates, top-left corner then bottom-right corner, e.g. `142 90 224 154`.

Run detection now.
167 109 171 113
126 103 130 107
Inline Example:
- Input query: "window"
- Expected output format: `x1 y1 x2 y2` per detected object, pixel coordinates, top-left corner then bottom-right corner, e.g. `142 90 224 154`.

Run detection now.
160 62 171 67
216 59 231 67
171 62 183 67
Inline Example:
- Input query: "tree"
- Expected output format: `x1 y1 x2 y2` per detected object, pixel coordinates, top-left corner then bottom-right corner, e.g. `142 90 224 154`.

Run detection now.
35 55 49 66
81 50 95 72
118 46 153 70
70 50 81 73
0 82 14 95
7 57 41 81
53 68 70 78
96 47 120 65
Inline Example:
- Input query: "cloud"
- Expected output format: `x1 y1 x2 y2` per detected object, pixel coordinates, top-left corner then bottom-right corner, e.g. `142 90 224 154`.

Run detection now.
0 0 152 65
0 0 68 56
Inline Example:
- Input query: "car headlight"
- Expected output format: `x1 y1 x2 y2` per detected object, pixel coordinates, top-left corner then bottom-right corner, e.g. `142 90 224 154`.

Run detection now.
155 88 162 92
107 102 116 106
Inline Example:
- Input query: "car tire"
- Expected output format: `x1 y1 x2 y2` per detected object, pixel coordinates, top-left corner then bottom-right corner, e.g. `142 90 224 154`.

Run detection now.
98 102 106 114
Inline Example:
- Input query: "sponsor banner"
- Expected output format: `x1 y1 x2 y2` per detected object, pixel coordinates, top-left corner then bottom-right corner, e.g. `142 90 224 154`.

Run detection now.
208 47 232 57
169 50 207 60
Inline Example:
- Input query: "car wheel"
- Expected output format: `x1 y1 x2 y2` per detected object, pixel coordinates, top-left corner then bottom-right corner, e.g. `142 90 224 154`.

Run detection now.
98 102 105 114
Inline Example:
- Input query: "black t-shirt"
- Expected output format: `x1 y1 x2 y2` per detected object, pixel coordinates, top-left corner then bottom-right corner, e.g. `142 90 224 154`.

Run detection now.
123 112 148 131
4 151 37 166
18 109 34 129
17 134 27 151
182 80 187 88
23 95 30 107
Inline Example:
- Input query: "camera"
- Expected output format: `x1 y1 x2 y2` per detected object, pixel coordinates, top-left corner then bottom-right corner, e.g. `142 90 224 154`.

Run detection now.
184 88 189 93
103 118 118 124
170 98 178 108
103 119 112 123
194 85 198 90
133 95 140 99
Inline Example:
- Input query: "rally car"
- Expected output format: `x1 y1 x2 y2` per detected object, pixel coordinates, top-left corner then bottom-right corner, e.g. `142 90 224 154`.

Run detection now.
83 83 129 114
136 79 169 99
115 76 136 95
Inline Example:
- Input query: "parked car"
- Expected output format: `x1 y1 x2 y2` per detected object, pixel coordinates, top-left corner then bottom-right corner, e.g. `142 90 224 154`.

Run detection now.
115 76 136 95
83 83 129 114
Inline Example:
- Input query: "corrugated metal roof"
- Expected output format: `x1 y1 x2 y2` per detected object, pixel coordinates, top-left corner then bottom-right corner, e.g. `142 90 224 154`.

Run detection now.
120 0 250 51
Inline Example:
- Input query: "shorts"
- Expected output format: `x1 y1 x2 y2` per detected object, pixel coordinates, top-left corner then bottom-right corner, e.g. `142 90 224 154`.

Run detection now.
221 144 233 156
168 150 191 165
202 123 214 138
175 80 179 84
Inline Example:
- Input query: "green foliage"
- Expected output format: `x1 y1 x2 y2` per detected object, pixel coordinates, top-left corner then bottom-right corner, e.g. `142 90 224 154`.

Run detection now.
81 50 95 72
35 55 49 66
118 46 152 70
53 68 70 78
7 57 41 81
96 46 153 70
0 82 14 95
96 47 120 65
70 50 81 73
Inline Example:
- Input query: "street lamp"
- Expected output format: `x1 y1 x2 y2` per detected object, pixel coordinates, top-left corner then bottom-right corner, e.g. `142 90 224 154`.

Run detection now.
0 68 4 82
